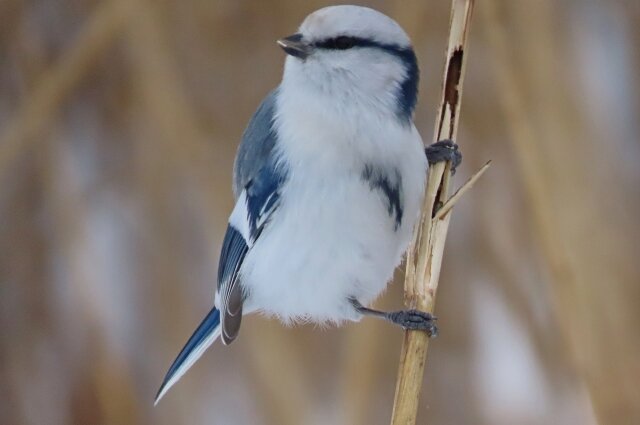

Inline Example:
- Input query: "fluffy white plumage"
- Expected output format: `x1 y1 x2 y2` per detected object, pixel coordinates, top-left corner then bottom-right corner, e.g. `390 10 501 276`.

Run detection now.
240 6 426 323
242 117 425 324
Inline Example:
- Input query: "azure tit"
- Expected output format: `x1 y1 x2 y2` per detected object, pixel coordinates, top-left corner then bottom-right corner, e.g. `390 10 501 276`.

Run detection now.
156 5 461 404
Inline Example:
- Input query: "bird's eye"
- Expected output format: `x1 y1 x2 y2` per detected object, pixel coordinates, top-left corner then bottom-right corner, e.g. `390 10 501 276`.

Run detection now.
333 36 356 50
317 36 358 50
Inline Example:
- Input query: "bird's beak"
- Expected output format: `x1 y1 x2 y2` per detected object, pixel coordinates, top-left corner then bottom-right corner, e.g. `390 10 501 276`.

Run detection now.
277 33 311 60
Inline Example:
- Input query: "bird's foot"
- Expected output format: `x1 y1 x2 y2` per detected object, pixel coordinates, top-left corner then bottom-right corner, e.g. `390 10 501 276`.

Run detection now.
425 139 462 174
385 309 438 337
349 298 438 337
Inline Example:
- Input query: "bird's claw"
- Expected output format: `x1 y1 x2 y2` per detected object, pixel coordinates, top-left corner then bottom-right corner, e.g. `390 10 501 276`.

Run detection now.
425 139 462 174
386 309 438 337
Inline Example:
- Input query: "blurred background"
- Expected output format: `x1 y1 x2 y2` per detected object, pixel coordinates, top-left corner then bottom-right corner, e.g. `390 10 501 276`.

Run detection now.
1 0 639 424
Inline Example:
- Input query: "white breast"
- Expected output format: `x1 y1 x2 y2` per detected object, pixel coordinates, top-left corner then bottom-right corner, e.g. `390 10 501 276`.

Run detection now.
239 83 426 325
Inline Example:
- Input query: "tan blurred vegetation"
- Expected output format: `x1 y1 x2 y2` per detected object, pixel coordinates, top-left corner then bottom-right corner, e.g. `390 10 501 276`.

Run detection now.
1 1 639 424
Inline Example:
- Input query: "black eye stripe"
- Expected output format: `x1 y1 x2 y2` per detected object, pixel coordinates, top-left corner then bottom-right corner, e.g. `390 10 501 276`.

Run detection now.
313 36 412 58
314 36 361 50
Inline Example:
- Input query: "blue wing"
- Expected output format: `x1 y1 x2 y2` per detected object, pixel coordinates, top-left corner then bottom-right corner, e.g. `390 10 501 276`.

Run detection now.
218 88 288 344
216 224 248 344
362 165 404 230
219 159 286 344
155 89 286 404
233 89 279 198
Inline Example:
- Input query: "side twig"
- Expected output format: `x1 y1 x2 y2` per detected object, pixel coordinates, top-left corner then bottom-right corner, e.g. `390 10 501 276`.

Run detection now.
390 1 476 424
433 160 491 221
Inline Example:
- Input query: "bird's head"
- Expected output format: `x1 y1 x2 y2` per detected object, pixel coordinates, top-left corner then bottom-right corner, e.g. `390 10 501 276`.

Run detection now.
278 6 419 123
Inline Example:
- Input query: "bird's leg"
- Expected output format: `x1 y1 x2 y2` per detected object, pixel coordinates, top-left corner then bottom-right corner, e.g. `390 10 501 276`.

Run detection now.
349 298 438 337
425 139 462 174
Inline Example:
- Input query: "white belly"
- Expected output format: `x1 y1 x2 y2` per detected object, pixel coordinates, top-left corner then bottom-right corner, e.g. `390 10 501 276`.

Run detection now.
239 162 423 325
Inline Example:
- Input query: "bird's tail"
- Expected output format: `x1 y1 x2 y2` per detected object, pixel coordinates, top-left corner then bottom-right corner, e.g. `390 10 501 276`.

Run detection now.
154 308 221 405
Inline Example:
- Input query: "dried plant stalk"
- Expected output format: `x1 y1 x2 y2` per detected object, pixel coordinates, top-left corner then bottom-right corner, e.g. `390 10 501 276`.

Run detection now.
390 1 475 424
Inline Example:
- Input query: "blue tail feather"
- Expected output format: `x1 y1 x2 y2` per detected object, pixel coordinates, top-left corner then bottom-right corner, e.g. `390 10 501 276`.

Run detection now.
155 308 221 404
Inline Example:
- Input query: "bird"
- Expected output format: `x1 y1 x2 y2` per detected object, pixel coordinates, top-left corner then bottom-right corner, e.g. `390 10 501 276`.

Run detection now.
155 5 461 404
